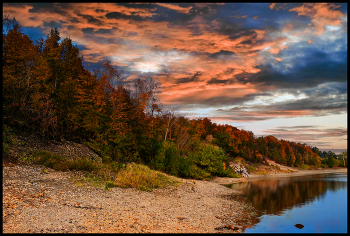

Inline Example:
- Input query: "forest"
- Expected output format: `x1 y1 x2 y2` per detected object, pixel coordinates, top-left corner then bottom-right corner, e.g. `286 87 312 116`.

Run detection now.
3 16 346 180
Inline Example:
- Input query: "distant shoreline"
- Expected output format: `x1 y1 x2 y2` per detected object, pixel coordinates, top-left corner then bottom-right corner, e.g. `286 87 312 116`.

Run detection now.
319 149 347 155
248 167 347 179
210 168 347 184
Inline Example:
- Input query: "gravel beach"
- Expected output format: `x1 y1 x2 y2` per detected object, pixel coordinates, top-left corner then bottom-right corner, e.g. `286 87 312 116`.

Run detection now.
3 164 258 233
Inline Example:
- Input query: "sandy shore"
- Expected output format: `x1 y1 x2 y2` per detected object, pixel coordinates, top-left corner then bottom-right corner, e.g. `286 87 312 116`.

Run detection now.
210 168 347 185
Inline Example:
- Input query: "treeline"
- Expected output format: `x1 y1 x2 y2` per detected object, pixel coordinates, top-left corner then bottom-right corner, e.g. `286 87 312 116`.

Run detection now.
2 18 343 179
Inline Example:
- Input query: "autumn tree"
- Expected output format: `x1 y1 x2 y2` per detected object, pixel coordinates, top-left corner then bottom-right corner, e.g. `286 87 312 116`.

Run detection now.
3 22 38 129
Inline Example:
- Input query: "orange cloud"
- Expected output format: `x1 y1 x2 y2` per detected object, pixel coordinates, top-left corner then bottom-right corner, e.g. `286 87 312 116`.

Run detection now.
270 47 280 54
276 58 282 62
155 3 192 14
289 3 344 35
2 3 285 110
269 3 287 11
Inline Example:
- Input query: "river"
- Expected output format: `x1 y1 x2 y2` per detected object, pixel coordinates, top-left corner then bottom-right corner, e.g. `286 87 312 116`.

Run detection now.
227 172 347 233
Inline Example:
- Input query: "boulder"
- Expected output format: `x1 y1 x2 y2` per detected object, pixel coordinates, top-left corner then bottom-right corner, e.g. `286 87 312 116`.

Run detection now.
230 163 250 177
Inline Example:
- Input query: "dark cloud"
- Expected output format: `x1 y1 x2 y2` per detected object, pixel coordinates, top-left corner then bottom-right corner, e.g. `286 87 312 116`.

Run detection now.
208 50 235 59
66 25 76 30
82 27 95 34
95 9 107 13
277 125 321 129
27 3 69 15
116 3 157 9
77 13 102 25
69 17 80 24
210 18 246 40
206 78 229 85
262 126 347 142
95 28 113 34
176 71 202 84
236 53 347 89
43 20 64 29
241 39 253 44
215 115 272 121
152 3 224 35
94 37 127 45
127 32 138 37
105 12 150 22
268 96 347 111
215 3 283 30
82 27 116 35
302 82 347 97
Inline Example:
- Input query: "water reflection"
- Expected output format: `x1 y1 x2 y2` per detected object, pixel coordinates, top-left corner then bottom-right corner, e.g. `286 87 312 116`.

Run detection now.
228 173 347 215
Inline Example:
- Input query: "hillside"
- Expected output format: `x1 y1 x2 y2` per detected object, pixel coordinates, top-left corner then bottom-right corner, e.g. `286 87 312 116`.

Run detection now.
3 19 346 183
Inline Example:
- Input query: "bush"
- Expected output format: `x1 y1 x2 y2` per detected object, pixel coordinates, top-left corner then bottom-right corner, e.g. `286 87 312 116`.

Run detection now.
150 141 240 180
3 125 22 161
246 166 256 173
327 156 335 168
300 164 310 170
114 162 177 191
221 167 241 178
192 143 229 177
32 150 99 172
319 163 328 168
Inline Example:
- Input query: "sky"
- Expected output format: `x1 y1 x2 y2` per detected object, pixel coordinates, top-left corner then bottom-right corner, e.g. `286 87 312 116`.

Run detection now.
3 3 347 151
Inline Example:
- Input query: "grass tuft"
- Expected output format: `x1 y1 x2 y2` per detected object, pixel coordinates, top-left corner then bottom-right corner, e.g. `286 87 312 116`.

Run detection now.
114 162 179 191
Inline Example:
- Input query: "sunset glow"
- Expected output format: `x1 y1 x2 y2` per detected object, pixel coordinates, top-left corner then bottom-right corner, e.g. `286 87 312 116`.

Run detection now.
3 2 347 150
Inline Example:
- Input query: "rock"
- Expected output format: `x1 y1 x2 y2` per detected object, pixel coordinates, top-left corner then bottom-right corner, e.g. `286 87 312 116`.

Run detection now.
229 163 250 177
294 224 304 229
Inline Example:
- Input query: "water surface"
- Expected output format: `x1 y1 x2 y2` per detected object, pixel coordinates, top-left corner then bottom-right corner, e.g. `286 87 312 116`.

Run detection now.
228 172 347 233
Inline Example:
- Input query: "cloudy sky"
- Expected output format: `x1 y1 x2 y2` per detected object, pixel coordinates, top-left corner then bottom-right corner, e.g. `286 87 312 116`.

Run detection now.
3 3 347 150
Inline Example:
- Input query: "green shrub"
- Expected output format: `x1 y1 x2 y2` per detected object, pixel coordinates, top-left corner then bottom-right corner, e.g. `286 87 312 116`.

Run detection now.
192 143 229 177
299 164 310 170
31 150 99 172
150 141 186 176
319 163 328 168
246 166 256 173
114 162 178 191
150 141 239 179
3 125 18 160
105 181 118 188
221 167 241 178
327 156 335 168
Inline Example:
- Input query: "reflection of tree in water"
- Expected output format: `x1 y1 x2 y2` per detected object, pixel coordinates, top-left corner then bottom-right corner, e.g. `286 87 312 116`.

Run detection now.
239 174 347 215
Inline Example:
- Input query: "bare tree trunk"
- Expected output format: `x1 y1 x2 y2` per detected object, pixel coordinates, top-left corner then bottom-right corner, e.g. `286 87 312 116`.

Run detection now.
164 106 178 141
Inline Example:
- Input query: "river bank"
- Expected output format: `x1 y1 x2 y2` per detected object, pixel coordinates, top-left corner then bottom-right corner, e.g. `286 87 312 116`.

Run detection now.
3 163 258 233
210 167 347 185
3 162 347 233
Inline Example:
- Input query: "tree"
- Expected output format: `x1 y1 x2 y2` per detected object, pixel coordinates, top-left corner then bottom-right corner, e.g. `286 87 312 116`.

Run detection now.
2 15 18 35
341 151 347 167
327 156 335 168
163 106 179 141
3 22 38 128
